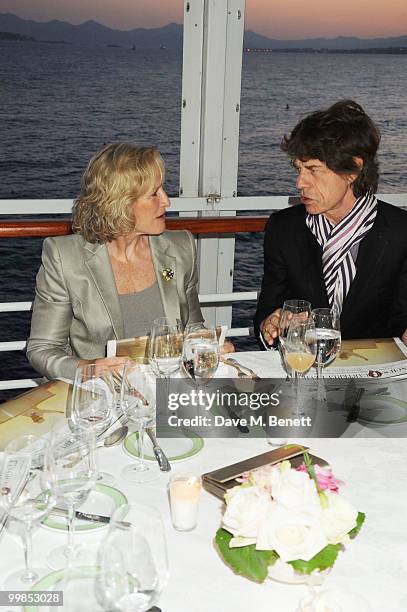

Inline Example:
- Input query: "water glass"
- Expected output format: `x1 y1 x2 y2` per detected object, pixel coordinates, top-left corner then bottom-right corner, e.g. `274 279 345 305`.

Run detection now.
119 364 156 483
0 435 55 589
71 363 118 484
182 323 220 381
97 503 169 612
42 429 98 570
149 317 183 377
311 307 341 379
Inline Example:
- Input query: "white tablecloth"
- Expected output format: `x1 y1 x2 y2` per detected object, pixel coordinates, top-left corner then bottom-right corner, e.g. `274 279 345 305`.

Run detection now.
1 354 407 611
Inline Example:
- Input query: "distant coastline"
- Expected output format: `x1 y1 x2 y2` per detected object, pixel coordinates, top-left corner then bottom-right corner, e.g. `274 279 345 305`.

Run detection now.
245 47 407 55
0 31 71 44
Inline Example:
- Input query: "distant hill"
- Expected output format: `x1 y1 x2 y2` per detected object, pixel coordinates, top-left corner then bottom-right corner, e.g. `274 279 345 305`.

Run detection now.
0 12 406 50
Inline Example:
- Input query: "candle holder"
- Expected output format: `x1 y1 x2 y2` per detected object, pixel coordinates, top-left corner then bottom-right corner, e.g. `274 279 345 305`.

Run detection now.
169 474 202 532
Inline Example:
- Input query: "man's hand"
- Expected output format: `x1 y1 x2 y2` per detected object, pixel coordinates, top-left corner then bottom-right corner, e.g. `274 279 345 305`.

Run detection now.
261 309 282 346
221 340 235 355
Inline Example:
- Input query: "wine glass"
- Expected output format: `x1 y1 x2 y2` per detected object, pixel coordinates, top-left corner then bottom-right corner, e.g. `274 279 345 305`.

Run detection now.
0 435 55 589
182 323 220 382
278 299 312 353
119 364 156 483
284 318 317 416
96 503 169 612
149 317 183 377
42 428 98 570
311 307 341 379
71 363 118 485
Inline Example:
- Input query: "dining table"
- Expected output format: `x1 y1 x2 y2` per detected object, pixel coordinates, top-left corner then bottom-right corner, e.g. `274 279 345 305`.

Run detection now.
1 350 407 612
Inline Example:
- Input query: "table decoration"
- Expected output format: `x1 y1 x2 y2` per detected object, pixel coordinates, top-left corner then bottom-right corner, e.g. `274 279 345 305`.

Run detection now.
169 474 202 531
215 451 365 584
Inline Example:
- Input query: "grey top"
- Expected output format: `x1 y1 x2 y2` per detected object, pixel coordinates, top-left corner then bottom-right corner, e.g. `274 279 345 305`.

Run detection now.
118 281 165 338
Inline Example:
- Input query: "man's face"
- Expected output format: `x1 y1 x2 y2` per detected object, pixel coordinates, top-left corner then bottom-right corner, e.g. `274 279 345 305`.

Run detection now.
293 159 357 223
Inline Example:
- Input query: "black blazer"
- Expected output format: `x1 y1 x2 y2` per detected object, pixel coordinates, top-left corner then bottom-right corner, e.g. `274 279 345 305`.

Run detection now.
254 200 407 342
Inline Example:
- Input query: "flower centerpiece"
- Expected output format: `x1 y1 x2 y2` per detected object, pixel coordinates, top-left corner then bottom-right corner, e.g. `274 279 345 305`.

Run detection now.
215 451 365 584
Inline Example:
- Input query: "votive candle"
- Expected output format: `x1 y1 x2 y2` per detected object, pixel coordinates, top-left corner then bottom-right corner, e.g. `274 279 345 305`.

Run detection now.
169 475 202 531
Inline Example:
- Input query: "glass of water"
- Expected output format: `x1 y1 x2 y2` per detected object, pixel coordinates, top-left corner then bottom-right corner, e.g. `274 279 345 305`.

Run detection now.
182 323 220 382
149 317 183 377
311 307 341 379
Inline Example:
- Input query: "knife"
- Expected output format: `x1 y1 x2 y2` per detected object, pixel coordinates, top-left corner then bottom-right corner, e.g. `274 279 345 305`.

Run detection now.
50 506 112 524
145 428 171 472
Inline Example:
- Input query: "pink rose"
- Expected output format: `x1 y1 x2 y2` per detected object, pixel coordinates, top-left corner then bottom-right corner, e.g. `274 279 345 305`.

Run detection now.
296 463 343 493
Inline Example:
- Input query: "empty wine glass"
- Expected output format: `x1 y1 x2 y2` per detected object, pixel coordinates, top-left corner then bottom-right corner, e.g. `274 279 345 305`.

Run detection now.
149 317 183 377
42 428 98 570
0 435 55 589
182 323 220 382
71 363 118 485
311 307 341 379
96 503 169 612
285 318 317 416
120 364 156 483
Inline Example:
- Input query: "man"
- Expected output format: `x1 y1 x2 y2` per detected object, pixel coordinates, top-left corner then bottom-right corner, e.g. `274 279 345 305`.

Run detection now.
254 100 407 346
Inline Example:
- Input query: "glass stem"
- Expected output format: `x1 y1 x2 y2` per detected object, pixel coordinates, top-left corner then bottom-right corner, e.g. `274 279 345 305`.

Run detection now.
21 521 36 583
136 422 146 469
317 364 323 379
67 503 76 556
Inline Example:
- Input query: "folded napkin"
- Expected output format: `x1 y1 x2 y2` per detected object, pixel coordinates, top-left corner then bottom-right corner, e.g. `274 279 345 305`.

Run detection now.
202 445 328 500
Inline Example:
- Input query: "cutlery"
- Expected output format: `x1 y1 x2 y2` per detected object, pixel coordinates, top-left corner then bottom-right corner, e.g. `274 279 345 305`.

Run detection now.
99 425 128 448
145 428 171 472
223 357 261 380
50 506 130 527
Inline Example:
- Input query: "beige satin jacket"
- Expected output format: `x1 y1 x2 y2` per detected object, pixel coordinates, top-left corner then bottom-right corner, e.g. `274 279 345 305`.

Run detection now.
27 230 203 380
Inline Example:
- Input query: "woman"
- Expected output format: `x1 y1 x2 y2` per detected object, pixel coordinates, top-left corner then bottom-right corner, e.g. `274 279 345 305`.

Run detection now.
27 142 231 381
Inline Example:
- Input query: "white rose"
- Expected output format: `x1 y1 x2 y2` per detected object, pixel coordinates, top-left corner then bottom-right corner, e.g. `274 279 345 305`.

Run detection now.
321 491 358 544
256 504 328 562
222 485 273 539
269 464 321 516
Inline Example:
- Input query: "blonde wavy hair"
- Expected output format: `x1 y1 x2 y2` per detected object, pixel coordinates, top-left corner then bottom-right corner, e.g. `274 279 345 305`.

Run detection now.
72 142 165 243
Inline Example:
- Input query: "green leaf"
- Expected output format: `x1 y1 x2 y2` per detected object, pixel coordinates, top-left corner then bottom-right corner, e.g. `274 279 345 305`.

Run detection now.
348 512 365 539
215 529 278 583
288 544 341 575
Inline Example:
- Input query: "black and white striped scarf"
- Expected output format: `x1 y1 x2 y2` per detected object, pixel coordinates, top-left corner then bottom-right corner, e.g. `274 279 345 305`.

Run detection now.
306 193 378 314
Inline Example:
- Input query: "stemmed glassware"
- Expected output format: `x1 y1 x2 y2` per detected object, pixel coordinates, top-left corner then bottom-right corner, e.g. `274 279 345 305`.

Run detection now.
311 307 341 379
182 323 220 382
71 363 118 485
149 317 183 377
42 428 98 570
120 364 156 483
284 318 317 415
278 300 312 364
96 503 169 612
0 435 55 588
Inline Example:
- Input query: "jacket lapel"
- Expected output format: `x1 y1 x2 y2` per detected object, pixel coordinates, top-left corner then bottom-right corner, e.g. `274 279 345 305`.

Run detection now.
341 208 389 317
84 242 125 339
150 234 180 324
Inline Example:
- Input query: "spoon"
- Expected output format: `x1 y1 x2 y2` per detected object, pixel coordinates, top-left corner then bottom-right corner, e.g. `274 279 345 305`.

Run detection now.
100 425 129 448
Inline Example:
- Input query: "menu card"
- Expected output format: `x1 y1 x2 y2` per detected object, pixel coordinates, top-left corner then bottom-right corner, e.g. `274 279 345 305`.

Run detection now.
321 337 407 379
0 454 30 536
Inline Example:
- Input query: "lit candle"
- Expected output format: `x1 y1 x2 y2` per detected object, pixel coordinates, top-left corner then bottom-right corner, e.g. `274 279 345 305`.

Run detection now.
169 475 202 531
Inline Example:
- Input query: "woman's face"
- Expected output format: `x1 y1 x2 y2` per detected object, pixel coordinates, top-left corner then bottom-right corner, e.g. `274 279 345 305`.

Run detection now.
132 174 170 235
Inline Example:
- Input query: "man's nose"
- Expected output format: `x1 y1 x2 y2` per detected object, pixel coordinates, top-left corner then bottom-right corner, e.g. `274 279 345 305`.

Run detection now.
296 169 309 190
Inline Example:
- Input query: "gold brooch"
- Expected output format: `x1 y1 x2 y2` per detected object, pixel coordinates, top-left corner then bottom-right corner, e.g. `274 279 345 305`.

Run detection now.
162 267 175 281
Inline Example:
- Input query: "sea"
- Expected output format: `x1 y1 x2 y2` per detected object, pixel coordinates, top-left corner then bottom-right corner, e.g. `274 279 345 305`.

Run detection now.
1 41 407 399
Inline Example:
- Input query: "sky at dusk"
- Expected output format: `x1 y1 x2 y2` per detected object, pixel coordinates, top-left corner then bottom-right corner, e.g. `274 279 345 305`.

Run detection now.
0 0 406 39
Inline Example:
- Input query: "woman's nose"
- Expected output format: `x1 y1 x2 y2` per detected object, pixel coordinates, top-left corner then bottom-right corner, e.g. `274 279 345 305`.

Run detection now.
159 188 170 208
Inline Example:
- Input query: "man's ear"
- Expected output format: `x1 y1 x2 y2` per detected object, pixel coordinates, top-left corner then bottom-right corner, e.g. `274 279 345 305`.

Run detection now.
348 156 363 185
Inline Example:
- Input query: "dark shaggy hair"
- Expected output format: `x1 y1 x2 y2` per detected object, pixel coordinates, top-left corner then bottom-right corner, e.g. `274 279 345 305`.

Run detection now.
281 100 381 197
